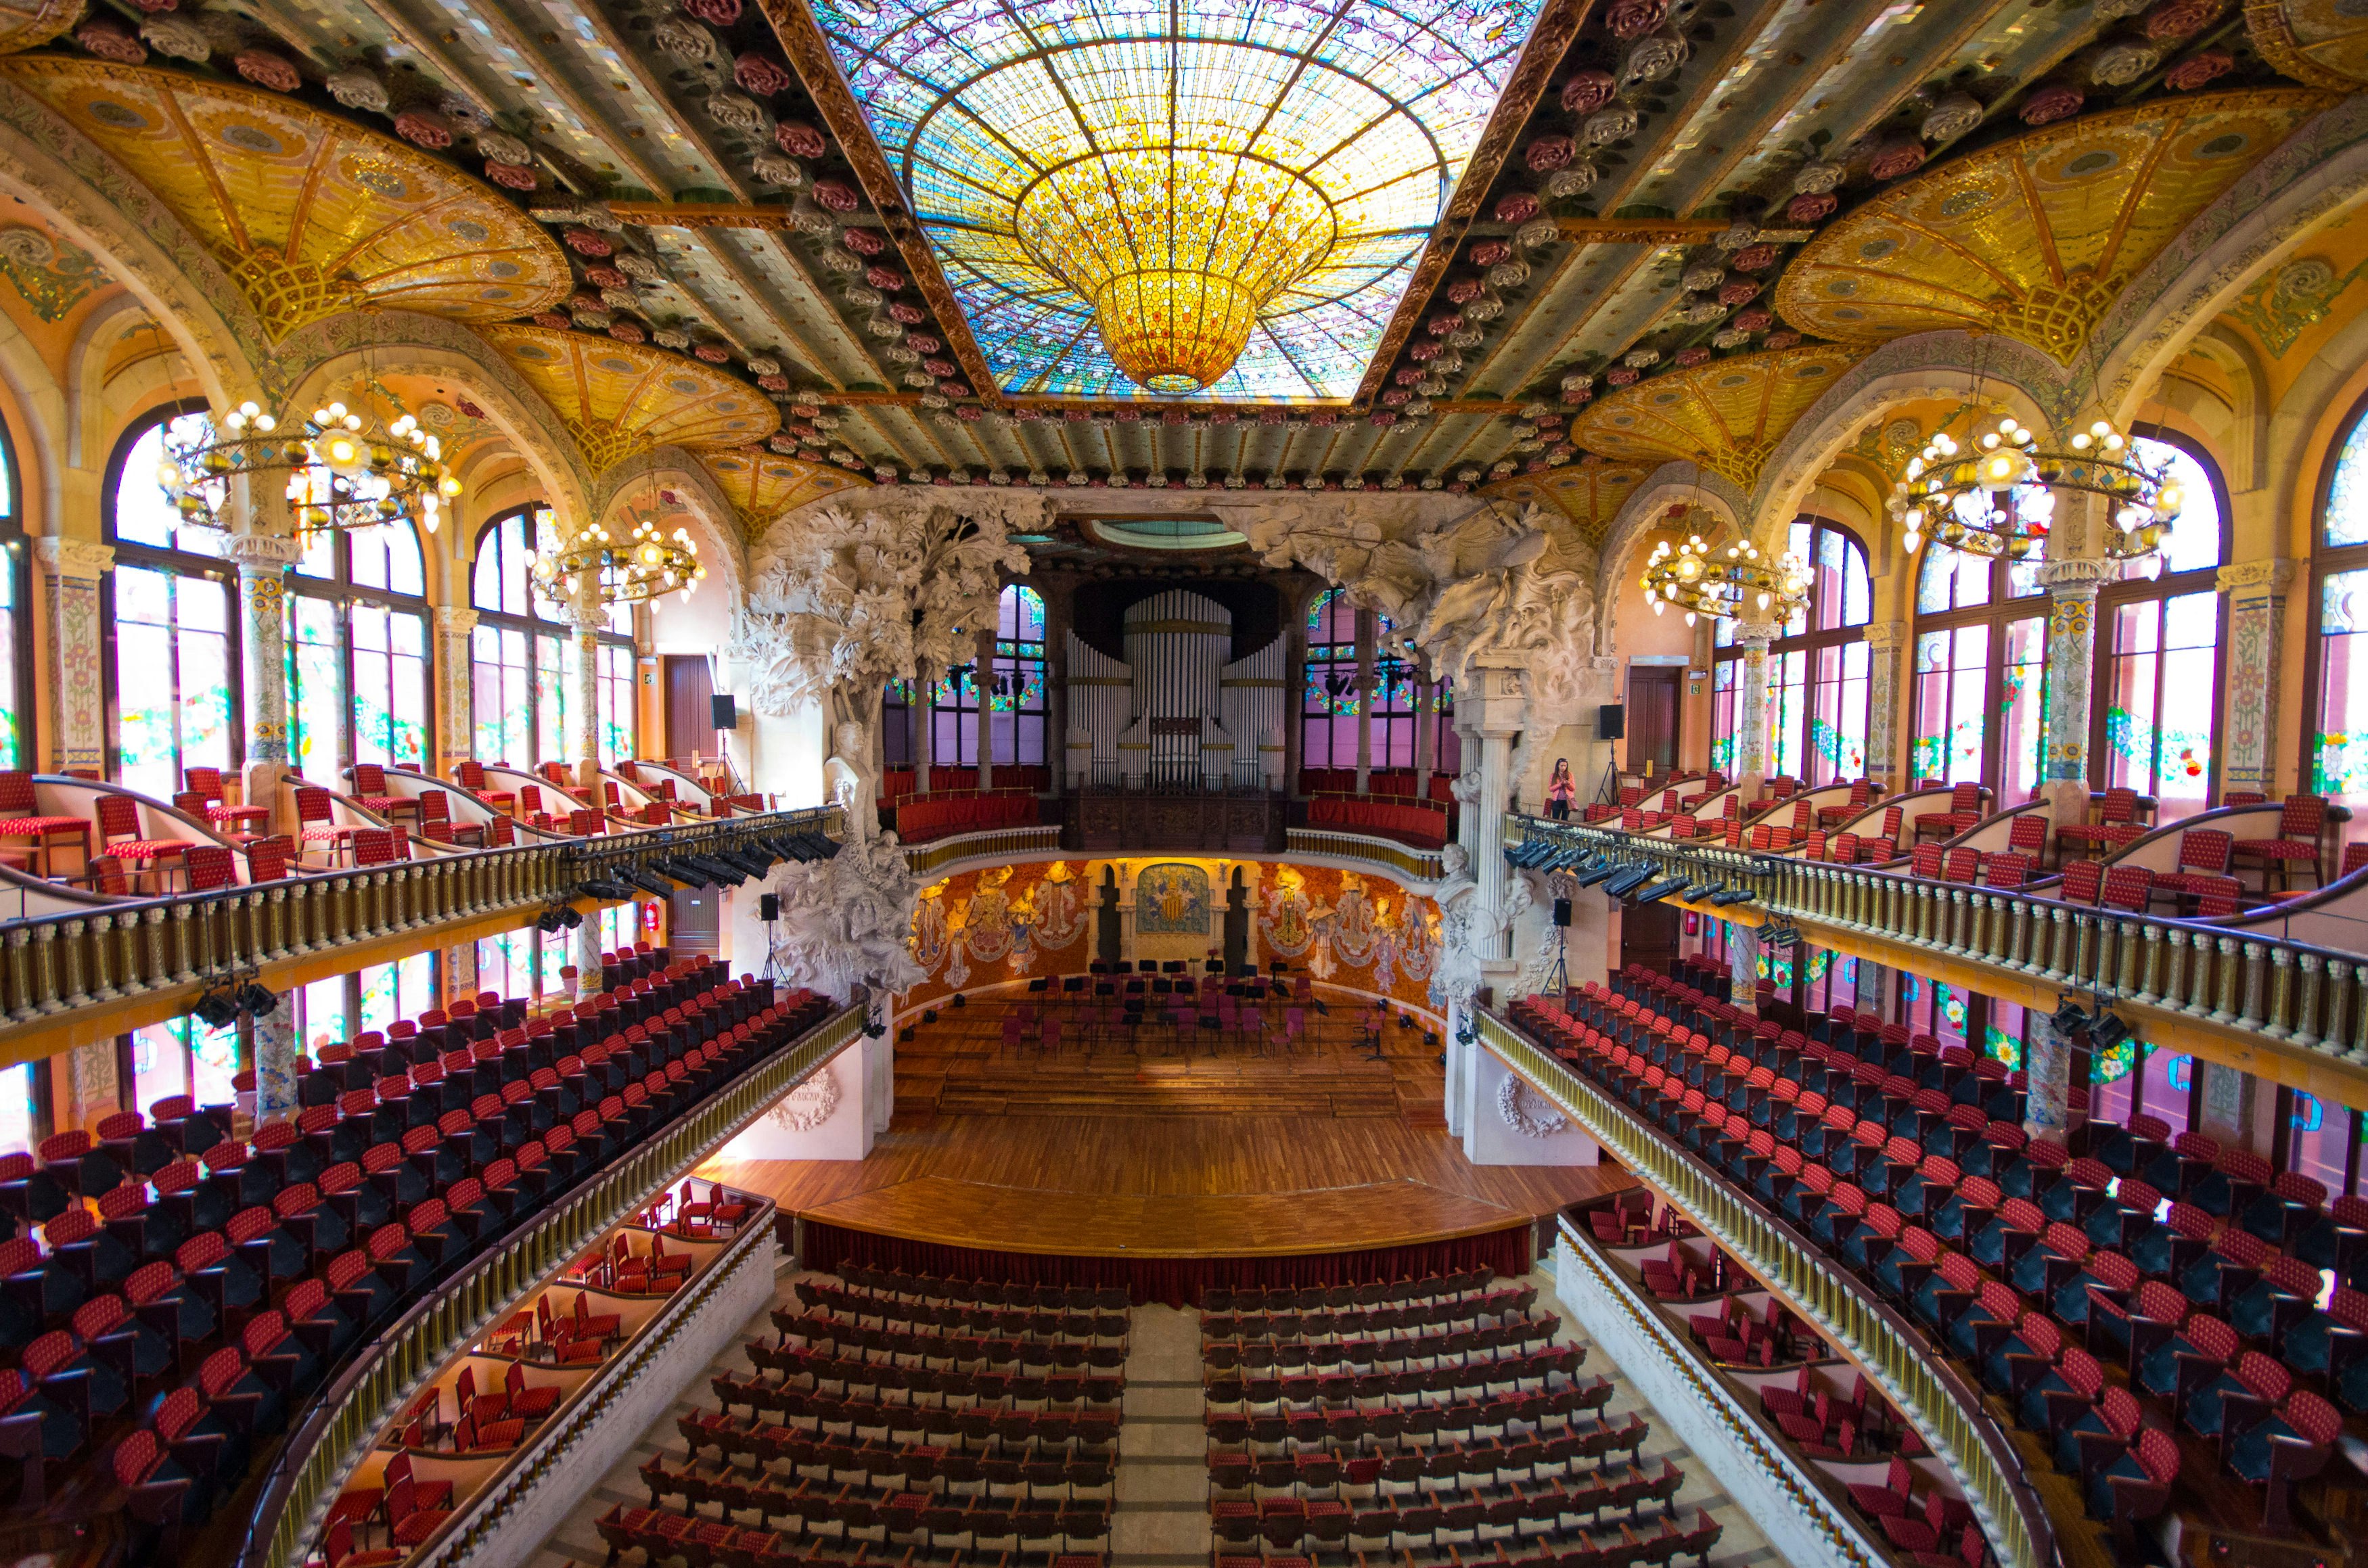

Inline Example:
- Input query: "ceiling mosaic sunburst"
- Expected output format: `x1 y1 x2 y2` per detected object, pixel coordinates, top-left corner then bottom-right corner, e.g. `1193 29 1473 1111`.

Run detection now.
1570 344 1859 494
482 325 781 476
810 0 1547 401
700 448 867 531
1771 89 2333 367
1483 461 1648 547
2246 0 2368 89
0 58 570 340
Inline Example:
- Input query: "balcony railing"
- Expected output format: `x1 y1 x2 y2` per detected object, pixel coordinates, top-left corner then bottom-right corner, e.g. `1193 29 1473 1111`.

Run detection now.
243 1002 864 1568
1509 814 2368 1092
1478 1008 2055 1568
0 807 838 1055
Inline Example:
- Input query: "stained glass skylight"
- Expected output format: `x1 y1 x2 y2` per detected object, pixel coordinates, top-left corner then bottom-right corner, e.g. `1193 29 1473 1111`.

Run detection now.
813 0 1546 400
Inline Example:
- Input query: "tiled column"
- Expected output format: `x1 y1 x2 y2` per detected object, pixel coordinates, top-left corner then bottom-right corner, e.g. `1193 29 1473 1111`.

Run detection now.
434 607 478 776
221 532 303 818
1861 621 1907 789
1726 921 1759 1011
2217 559 2296 800
253 989 300 1124
30 537 112 773
570 605 602 791
1355 609 1375 795
1735 620 1781 795
2038 557 2110 821
443 942 479 1009
575 916 605 1002
2023 1010 2075 1141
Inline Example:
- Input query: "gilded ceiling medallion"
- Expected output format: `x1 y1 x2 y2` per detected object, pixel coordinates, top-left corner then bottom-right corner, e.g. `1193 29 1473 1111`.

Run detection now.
1771 89 2336 366
483 325 781 476
0 57 571 340
1569 344 1860 493
699 448 866 534
1483 462 1648 547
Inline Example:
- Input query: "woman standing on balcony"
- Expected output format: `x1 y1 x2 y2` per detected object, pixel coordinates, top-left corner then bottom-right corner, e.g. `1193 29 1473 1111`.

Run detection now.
1548 758 1574 821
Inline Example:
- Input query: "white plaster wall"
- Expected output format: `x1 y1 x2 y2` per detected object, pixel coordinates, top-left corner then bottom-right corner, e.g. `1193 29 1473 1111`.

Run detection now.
713 1038 875 1161
1465 1046 1599 1166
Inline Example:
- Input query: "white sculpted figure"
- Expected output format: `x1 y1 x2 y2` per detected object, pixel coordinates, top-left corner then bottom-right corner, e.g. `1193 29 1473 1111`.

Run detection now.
760 829 926 1003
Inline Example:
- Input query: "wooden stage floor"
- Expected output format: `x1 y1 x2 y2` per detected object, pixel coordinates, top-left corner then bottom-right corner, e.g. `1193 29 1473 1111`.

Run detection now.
700 998 1632 1260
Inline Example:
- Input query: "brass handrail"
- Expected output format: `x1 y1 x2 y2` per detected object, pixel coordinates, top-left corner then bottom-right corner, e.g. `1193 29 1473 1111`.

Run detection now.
1283 828 1448 884
0 808 841 1059
1507 814 2368 1101
1477 1009 2057 1568
242 1003 864 1568
902 825 1064 877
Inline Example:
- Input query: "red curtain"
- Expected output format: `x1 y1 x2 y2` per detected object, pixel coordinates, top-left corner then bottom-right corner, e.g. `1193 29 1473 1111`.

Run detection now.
792 1221 1534 1308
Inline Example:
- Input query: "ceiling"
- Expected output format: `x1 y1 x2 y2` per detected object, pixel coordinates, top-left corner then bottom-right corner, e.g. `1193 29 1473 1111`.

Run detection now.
2 0 2350 503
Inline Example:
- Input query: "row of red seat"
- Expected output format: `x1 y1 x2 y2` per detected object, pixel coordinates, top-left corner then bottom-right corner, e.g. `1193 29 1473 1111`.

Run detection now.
1298 770 1456 804
7 967 827 1554
1305 797 1449 848
890 792 1039 844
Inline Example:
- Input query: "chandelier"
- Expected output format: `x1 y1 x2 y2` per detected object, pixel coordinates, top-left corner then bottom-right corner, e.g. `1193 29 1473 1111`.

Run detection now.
1641 533 1814 626
1887 412 2182 563
1015 149 1336 394
159 398 459 536
530 507 706 607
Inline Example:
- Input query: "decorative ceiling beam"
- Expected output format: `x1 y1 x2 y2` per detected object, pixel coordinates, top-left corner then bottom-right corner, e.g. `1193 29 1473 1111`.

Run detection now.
1552 218 1732 244
604 202 804 229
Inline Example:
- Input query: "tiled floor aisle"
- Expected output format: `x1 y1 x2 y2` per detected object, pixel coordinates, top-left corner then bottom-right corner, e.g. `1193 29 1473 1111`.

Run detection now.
520 1263 1783 1568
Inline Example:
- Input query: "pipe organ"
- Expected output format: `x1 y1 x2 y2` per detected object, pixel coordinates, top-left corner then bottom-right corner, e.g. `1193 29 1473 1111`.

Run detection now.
1062 589 1283 789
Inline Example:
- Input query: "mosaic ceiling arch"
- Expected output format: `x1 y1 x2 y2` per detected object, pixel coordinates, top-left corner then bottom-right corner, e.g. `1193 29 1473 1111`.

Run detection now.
699 448 868 530
809 0 1547 402
1568 344 1859 494
0 58 570 341
1771 89 2334 368
483 325 782 478
2247 0 2368 90
1482 459 1648 547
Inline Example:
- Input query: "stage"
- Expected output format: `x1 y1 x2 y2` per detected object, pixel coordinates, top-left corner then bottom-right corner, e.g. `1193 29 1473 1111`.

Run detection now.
698 998 1633 1283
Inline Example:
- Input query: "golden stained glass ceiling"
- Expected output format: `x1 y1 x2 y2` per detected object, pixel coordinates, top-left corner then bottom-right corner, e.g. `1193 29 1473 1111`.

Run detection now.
1771 89 2333 367
1569 344 1860 494
483 325 782 476
811 0 1547 401
699 449 867 532
0 59 570 342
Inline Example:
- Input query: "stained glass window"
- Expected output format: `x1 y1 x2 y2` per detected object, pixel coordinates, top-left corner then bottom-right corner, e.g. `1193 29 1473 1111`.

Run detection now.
470 507 633 769
813 0 1546 400
1758 520 1869 787
108 408 237 795
1303 588 1361 772
1913 625 1989 785
990 585 1047 768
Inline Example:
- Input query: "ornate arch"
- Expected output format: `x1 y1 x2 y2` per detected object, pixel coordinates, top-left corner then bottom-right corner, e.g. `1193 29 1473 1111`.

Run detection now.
0 79 260 403
1595 462 1746 658
592 447 750 610
1749 332 2073 537
2091 95 2368 419
272 320 593 526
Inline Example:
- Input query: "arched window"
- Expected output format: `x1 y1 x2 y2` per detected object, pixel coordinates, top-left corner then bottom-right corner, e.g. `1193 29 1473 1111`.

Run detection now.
2098 433 2227 822
1302 588 1359 771
104 405 237 798
0 409 25 769
1911 521 2051 799
1764 519 1872 786
2308 398 2368 818
1372 612 1416 769
284 520 430 777
468 507 637 766
988 584 1047 768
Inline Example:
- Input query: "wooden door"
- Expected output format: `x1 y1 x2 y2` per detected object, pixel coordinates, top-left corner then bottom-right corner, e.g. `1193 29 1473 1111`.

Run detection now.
1625 666 1681 773
670 887 721 956
664 655 714 764
1619 901 1680 975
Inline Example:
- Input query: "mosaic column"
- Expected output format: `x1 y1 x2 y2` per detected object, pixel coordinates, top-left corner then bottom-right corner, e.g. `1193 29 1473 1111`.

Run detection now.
2217 559 2296 799
221 532 303 821
570 604 603 791
443 942 478 1009
1726 921 1759 1012
1355 609 1376 795
575 915 606 1002
2023 1010 2075 1142
252 989 300 1125
2038 559 2111 823
1734 620 1781 793
434 607 479 775
1861 620 1907 789
63 1037 118 1133
30 537 112 773
2198 1063 2258 1148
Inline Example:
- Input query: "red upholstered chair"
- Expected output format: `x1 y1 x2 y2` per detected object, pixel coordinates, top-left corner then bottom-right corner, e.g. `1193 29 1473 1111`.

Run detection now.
1818 781 1875 828
1982 852 2032 890
346 764 416 823
1910 844 1944 879
1941 847 1982 884
1917 782 1986 842
2231 794 2329 894
2058 786 2144 859
2059 860 2103 906
2152 830 2235 913
182 766 272 835
183 846 237 893
2099 865 2155 914
295 787 358 864
95 793 191 889
0 770 91 879
453 760 515 814
2006 812 2049 862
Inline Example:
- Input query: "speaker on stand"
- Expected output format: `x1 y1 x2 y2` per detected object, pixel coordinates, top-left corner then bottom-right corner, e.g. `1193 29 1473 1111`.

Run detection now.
1594 703 1625 803
1549 895 1572 996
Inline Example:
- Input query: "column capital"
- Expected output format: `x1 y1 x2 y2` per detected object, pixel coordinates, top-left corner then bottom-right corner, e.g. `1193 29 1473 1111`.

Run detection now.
1735 619 1785 645
219 532 305 569
2216 557 2296 595
2036 557 2112 592
30 536 112 578
1861 619 1909 653
434 605 480 636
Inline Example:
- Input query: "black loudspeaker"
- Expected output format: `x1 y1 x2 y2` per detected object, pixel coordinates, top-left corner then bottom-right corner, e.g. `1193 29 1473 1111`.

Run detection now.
758 892 780 923
1553 898 1572 927
711 694 738 730
1597 704 1625 740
